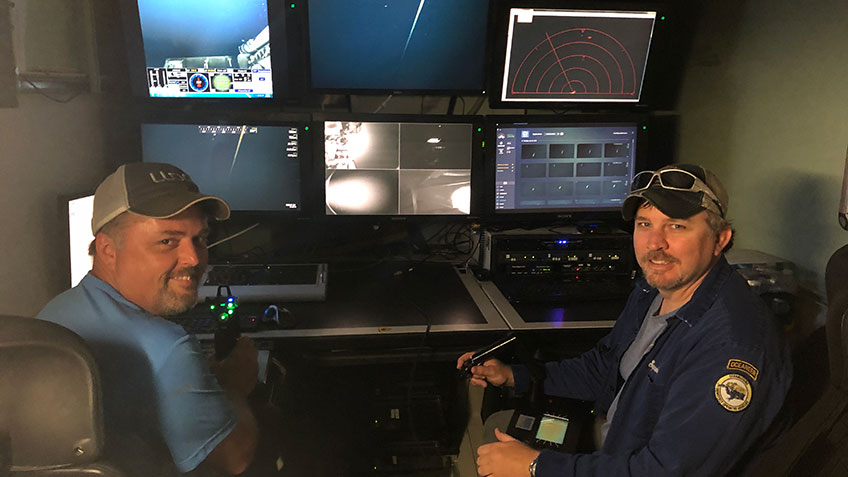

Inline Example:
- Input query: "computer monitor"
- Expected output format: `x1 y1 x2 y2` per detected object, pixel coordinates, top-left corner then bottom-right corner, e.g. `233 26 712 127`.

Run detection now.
66 194 94 287
489 115 647 217
499 7 655 104
122 0 279 98
141 121 305 212
307 0 489 93
319 116 484 217
485 1 692 110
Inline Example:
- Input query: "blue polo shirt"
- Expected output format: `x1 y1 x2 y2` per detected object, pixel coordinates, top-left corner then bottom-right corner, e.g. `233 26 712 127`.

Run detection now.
37 273 237 474
511 256 793 476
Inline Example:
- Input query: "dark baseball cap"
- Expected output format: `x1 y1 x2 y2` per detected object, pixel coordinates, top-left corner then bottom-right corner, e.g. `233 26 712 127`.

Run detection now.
91 163 230 234
621 164 728 221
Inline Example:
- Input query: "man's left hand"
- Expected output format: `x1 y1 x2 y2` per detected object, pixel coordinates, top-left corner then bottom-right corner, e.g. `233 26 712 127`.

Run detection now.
476 428 540 477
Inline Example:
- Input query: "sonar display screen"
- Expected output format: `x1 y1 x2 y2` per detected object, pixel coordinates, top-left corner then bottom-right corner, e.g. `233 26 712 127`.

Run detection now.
501 9 655 103
137 0 274 98
323 121 473 215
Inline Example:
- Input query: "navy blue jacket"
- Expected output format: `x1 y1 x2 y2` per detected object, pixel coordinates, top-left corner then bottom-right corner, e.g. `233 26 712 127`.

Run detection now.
511 256 793 476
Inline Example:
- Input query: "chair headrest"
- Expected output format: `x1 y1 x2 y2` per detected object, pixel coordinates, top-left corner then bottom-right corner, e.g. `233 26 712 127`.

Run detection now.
0 315 104 470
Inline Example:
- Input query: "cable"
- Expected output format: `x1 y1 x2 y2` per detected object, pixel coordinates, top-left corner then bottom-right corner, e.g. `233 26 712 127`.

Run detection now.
373 94 393 113
207 222 260 249
18 74 82 103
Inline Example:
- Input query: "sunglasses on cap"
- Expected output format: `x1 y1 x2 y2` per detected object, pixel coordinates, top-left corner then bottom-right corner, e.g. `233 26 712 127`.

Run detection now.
631 168 725 216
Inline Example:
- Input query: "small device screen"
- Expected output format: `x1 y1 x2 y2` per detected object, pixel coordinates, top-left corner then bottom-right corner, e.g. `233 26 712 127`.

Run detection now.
324 121 473 215
308 0 489 92
515 414 536 431
494 122 637 213
137 0 274 98
142 123 301 211
501 8 656 103
68 195 95 287
535 414 569 444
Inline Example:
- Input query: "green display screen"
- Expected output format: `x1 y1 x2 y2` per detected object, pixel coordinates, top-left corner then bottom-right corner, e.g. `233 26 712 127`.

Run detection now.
535 414 569 444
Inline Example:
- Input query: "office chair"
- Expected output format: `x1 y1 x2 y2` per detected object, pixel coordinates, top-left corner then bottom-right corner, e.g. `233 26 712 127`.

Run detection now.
741 244 848 475
0 315 123 476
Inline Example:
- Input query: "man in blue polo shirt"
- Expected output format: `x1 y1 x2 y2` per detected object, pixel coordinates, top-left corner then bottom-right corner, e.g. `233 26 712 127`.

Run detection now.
38 163 259 475
459 164 792 476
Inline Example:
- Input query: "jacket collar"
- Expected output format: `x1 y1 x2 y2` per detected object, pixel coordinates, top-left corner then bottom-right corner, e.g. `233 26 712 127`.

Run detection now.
635 255 733 327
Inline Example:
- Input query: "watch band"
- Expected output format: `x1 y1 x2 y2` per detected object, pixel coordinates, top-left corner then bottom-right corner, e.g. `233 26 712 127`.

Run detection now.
529 455 540 477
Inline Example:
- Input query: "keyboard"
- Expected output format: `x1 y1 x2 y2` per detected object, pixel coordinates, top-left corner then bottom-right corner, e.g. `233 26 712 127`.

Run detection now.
199 263 327 302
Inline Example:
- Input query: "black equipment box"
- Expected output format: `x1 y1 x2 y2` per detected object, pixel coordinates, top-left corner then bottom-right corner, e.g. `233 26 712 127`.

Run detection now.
480 227 636 304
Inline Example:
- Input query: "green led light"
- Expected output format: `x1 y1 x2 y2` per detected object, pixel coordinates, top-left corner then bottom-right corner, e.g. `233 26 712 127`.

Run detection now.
660 15 666 20
290 3 296 8
227 303 235 309
228 309 234 315
476 127 482 132
220 313 228 320
209 305 215 310
642 125 648 130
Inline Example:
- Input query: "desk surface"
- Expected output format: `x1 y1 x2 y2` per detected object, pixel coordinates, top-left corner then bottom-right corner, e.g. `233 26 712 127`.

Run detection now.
184 261 624 340
479 281 622 330
197 261 509 339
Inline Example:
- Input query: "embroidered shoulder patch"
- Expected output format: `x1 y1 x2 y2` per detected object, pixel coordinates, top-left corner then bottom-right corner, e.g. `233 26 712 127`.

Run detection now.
727 359 759 380
715 374 752 412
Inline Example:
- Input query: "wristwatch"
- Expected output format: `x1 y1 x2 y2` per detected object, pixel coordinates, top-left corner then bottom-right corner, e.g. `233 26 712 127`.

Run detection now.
529 454 540 477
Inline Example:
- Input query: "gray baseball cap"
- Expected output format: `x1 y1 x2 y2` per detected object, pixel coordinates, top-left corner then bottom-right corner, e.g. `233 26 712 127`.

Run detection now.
621 164 729 221
91 162 230 234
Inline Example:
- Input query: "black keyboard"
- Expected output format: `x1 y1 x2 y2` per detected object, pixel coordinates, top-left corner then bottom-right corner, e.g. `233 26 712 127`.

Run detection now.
169 313 262 335
204 264 321 286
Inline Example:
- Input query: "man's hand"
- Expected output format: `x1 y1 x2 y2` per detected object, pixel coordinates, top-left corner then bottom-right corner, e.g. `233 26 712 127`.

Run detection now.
457 352 515 388
212 336 258 397
476 428 540 477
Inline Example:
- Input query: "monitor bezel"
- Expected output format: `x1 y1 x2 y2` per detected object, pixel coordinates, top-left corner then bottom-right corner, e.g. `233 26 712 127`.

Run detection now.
311 113 486 223
118 0 306 105
487 0 689 111
138 112 314 217
482 113 650 225
303 0 492 96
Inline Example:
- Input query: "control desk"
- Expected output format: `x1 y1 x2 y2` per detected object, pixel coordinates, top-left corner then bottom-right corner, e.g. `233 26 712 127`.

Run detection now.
170 260 622 476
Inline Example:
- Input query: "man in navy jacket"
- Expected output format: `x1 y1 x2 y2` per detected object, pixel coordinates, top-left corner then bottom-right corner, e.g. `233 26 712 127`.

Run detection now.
459 164 792 477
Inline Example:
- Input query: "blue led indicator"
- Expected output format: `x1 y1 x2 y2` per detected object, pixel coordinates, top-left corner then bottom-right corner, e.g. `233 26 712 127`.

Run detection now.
228 297 234 302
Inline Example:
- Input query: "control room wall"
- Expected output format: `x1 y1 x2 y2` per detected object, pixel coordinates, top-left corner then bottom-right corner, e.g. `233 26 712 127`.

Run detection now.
0 94 111 317
677 0 848 298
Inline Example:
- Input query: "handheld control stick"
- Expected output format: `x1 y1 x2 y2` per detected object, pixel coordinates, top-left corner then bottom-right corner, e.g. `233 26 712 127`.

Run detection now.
460 335 518 378
210 287 241 360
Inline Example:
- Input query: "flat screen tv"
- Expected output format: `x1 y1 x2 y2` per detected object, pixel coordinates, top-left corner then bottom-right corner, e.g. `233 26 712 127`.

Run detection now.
120 0 302 99
307 0 490 94
316 115 485 218
487 115 648 219
488 2 691 110
141 120 307 213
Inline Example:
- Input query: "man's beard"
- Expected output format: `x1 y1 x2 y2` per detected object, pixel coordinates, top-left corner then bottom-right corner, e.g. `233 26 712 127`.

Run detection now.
640 251 688 292
154 266 203 316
